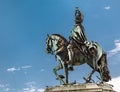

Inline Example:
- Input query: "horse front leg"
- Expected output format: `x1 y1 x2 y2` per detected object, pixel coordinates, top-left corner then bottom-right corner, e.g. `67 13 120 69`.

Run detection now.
64 64 69 84
83 69 95 83
53 63 66 85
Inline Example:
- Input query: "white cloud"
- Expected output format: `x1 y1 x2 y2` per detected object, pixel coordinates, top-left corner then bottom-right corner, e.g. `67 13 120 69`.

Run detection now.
0 84 6 88
37 88 44 92
7 65 32 72
23 81 44 92
25 81 36 87
0 83 15 92
23 87 45 92
4 88 10 91
7 67 20 72
23 87 44 92
108 39 120 57
104 6 111 10
40 69 45 72
108 76 120 92
21 65 32 69
23 87 36 92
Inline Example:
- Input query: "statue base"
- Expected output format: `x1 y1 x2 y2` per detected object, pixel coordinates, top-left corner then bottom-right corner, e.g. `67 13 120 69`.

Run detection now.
44 83 115 92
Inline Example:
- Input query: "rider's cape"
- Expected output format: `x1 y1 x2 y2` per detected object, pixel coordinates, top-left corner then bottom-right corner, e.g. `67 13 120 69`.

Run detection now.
70 25 104 69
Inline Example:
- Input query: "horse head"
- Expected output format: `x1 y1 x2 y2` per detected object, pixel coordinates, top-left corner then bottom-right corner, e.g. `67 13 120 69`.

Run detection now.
46 34 53 54
46 34 68 54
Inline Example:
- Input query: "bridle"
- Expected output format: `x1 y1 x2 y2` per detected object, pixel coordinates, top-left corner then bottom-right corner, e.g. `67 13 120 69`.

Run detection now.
46 35 66 55
46 36 54 54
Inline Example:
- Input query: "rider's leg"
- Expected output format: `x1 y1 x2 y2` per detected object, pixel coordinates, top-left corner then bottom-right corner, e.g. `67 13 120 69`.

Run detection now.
67 44 73 64
67 44 74 71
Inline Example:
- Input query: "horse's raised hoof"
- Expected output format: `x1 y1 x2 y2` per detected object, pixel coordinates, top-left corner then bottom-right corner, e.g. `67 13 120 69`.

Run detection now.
56 75 65 80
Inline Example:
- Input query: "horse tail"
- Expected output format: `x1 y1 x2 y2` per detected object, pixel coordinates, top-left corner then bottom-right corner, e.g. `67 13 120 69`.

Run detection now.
98 54 111 82
102 64 111 82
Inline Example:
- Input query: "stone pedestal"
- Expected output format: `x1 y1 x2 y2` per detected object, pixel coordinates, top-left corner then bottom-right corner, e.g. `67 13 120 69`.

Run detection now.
44 83 115 92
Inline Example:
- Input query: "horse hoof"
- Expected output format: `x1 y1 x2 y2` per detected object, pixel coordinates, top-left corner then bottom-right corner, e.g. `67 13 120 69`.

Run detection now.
56 75 65 80
83 77 91 83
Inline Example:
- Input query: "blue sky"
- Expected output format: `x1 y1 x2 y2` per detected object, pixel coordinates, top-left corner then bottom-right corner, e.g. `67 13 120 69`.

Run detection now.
0 0 120 92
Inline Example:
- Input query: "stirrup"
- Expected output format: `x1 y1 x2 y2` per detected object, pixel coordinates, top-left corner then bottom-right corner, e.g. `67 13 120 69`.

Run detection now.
68 66 74 71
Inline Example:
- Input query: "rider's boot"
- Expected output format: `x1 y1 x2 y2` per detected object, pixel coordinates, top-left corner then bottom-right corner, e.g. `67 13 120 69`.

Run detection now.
68 61 74 71
68 65 74 71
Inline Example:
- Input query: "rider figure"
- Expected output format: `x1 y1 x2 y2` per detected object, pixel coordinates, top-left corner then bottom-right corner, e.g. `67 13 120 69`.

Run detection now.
75 7 87 42
67 7 87 70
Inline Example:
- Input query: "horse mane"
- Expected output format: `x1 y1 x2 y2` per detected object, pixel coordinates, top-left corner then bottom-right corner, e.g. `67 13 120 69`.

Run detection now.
52 34 68 43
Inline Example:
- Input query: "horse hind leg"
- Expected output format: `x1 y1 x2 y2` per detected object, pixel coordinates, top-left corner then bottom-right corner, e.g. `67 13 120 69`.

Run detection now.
53 64 66 84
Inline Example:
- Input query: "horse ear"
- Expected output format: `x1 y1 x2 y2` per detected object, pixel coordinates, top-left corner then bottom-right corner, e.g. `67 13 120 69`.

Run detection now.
47 34 49 37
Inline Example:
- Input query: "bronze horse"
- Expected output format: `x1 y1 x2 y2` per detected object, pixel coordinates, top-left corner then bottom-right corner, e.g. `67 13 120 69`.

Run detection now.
46 34 69 84
46 34 111 84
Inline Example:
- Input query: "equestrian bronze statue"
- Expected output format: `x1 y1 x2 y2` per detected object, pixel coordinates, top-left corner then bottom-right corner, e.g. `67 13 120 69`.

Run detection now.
46 7 111 85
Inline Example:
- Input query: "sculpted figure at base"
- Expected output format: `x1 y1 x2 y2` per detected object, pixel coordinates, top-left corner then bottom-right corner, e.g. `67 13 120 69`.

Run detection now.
46 7 111 85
